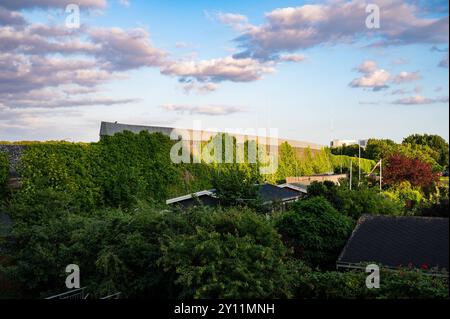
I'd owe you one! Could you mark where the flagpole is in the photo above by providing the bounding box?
[379,159,382,191]
[358,140,361,185]
[349,159,352,190]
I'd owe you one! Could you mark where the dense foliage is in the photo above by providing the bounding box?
[2,203,297,299]
[0,152,8,190]
[403,134,449,169]
[13,132,214,211]
[383,154,439,189]
[330,154,375,174]
[274,197,354,269]
[295,268,449,299]
[306,181,403,219]
[212,163,261,207]
[332,138,446,172]
[159,207,297,298]
[271,142,376,183]
[3,198,447,299]
[1,132,448,299]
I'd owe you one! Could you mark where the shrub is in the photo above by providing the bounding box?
[295,268,449,299]
[3,204,298,299]
[330,155,376,174]
[306,182,403,219]
[0,152,8,197]
[274,197,354,269]
[159,207,297,298]
[383,181,424,211]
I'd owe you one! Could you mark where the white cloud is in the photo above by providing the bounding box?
[161,104,245,116]
[0,0,107,10]
[349,60,391,91]
[392,95,449,105]
[161,56,275,83]
[393,71,421,83]
[182,81,219,94]
[222,0,449,60]
[278,54,306,63]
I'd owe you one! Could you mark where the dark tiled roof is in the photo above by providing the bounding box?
[258,184,302,203]
[172,194,219,209]
[338,215,449,270]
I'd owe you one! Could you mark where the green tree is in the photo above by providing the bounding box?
[159,207,297,298]
[0,152,8,198]
[365,139,397,160]
[306,181,403,219]
[212,163,261,207]
[403,134,449,169]
[274,197,354,269]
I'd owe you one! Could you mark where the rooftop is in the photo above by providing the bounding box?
[337,215,449,273]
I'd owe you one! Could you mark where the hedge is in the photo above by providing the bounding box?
[296,268,449,299]
[0,152,9,196]
[16,132,214,211]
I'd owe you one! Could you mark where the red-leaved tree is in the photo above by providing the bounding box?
[383,154,439,188]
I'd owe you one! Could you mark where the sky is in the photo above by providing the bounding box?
[0,0,448,145]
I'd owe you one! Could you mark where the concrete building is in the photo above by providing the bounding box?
[100,121,324,150]
[330,139,369,148]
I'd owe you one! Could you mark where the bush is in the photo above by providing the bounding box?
[337,187,403,219]
[306,182,403,219]
[330,155,376,174]
[212,163,261,208]
[295,268,449,299]
[274,197,354,269]
[3,204,298,299]
[159,207,297,298]
[417,186,449,218]
[0,152,8,197]
[383,181,424,211]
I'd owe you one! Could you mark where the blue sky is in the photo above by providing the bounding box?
[0,0,448,144]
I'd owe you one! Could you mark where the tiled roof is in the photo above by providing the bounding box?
[337,215,449,271]
[258,184,302,203]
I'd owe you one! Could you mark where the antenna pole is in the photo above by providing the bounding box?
[349,159,352,190]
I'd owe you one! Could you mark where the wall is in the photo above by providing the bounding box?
[286,174,348,186]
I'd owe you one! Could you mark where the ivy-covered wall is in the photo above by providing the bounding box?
[3,132,376,210]
[0,152,8,187]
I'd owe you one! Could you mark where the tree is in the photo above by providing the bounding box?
[0,152,8,198]
[275,142,301,182]
[365,139,396,160]
[383,154,439,189]
[306,181,403,219]
[403,134,449,169]
[159,207,297,298]
[212,163,261,207]
[274,197,354,269]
